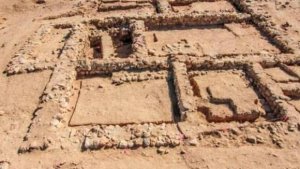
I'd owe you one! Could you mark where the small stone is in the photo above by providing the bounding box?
[246,136,256,144]
[30,140,39,149]
[155,139,164,147]
[288,123,297,132]
[127,141,134,148]
[18,57,27,64]
[0,161,10,169]
[99,137,109,147]
[137,74,142,81]
[189,138,198,146]
[143,138,150,147]
[133,129,142,137]
[120,77,126,82]
[36,0,45,4]
[131,76,137,81]
[150,137,156,147]
[142,131,151,138]
[105,141,113,148]
[50,119,60,127]
[134,138,143,147]
[118,140,128,149]
[0,110,5,116]
[257,128,262,133]
[18,144,29,153]
[170,139,180,147]
[256,136,264,144]
[272,137,284,148]
[84,137,92,150]
[230,128,241,136]
[60,99,69,108]
[148,49,155,55]
[267,125,276,134]
[157,147,169,155]
[84,137,100,150]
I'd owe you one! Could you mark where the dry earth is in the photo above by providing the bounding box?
[0,0,300,168]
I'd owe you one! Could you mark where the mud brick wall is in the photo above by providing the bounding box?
[230,0,294,53]
[172,62,196,119]
[19,25,89,153]
[111,70,168,85]
[247,63,300,122]
[76,57,169,76]
[169,0,222,5]
[129,20,148,57]
[6,25,64,75]
[156,0,172,13]
[98,1,153,12]
[90,12,250,29]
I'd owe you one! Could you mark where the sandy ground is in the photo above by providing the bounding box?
[0,0,300,169]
